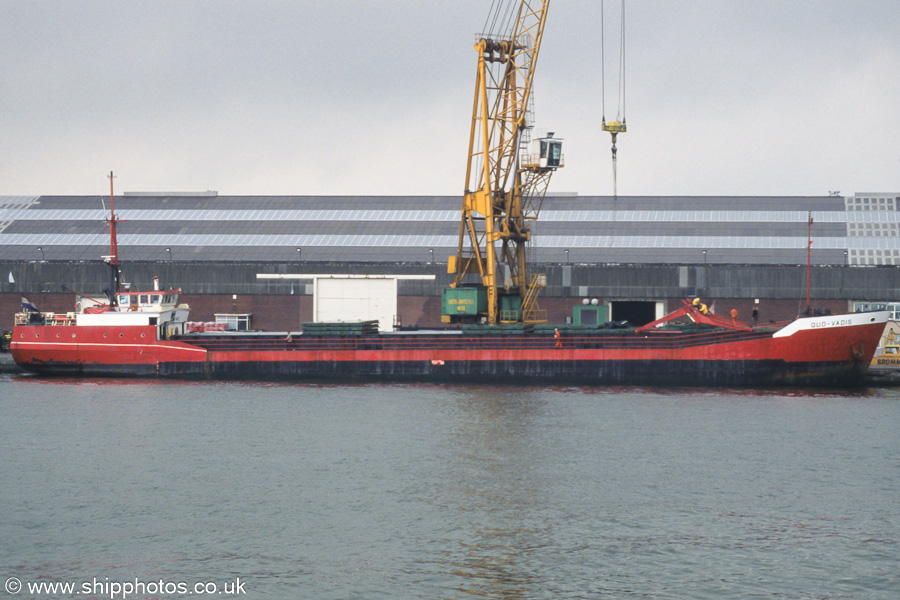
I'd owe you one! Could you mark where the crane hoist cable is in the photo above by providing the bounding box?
[601,0,626,198]
[483,0,518,39]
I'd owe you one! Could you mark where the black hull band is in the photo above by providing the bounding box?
[163,358,867,387]
[16,358,868,387]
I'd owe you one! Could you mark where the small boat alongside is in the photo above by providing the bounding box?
[867,322,900,384]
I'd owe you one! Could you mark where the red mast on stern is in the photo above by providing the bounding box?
[806,211,813,315]
[105,171,124,305]
[108,171,120,267]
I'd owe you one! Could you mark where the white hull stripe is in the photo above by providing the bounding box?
[12,342,207,354]
[773,311,890,338]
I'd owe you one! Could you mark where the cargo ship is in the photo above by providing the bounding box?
[9,291,890,386]
[6,176,891,387]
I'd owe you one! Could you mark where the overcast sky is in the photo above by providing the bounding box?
[1,0,898,198]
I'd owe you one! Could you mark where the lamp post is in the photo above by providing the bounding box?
[37,246,44,261]
[842,250,849,300]
[565,249,569,264]
[165,247,172,261]
[701,249,708,294]
[295,248,303,326]
[429,248,434,263]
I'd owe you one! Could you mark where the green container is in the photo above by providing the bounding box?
[442,286,488,317]
[573,303,607,326]
[301,320,380,336]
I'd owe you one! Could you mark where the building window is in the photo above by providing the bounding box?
[214,313,251,331]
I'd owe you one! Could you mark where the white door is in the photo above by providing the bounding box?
[314,278,397,332]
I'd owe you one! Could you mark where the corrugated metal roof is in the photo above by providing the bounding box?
[1,193,897,265]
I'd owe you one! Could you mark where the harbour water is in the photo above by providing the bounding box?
[1,374,897,599]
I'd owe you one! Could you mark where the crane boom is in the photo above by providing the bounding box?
[445,0,563,326]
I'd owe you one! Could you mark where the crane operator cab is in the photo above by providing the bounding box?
[525,133,563,170]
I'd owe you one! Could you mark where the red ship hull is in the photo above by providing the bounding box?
[10,312,889,387]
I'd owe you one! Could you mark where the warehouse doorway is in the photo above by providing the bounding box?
[608,301,661,327]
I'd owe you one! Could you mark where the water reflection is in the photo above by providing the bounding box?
[432,386,554,598]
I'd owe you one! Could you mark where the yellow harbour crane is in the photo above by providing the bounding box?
[443,0,563,326]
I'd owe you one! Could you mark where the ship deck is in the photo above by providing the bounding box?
[175,325,781,353]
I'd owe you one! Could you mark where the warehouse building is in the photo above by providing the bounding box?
[2,192,898,330]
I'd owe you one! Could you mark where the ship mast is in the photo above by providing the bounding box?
[805,211,813,315]
[105,171,123,305]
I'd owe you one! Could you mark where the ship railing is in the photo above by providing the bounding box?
[14,311,76,326]
[46,313,76,325]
